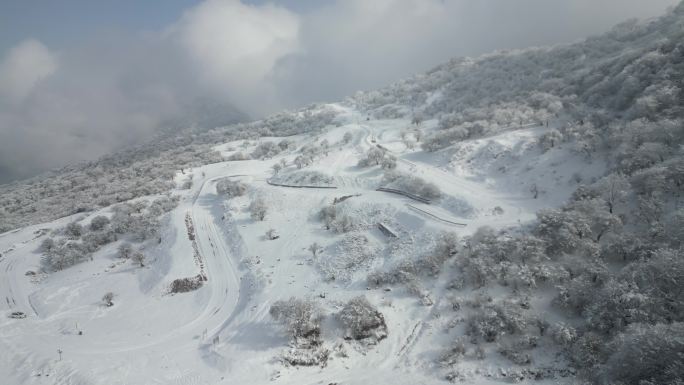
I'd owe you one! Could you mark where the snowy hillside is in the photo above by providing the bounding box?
[1,4,684,385]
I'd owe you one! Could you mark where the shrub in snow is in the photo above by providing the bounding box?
[118,243,133,259]
[251,141,283,159]
[342,132,353,144]
[293,155,312,169]
[380,155,397,170]
[381,170,441,200]
[497,335,538,365]
[465,301,529,342]
[65,222,84,238]
[550,322,577,347]
[366,147,385,165]
[439,337,468,366]
[271,170,333,187]
[132,252,145,267]
[170,274,204,293]
[308,242,322,257]
[147,196,179,216]
[41,242,88,271]
[538,129,563,152]
[318,203,357,233]
[102,292,114,307]
[82,230,117,252]
[89,215,110,231]
[216,178,246,198]
[249,197,268,221]
[39,238,55,253]
[280,346,330,367]
[337,296,388,342]
[227,151,250,161]
[270,297,323,345]
[422,126,469,152]
[568,331,604,369]
[266,228,279,240]
[417,232,459,276]
[318,232,379,282]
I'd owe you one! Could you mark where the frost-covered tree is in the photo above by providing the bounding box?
[89,215,110,231]
[271,163,282,175]
[538,129,563,152]
[40,238,56,253]
[600,322,684,385]
[118,243,133,259]
[380,155,397,170]
[294,155,311,169]
[249,197,268,221]
[593,173,629,214]
[216,178,247,197]
[367,147,385,166]
[65,222,84,238]
[132,252,145,267]
[342,132,353,144]
[308,242,322,257]
[337,296,388,341]
[269,297,323,342]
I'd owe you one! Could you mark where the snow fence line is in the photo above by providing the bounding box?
[266,179,338,189]
[406,204,467,227]
[376,187,431,204]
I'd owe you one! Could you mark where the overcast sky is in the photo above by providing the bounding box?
[0,0,679,183]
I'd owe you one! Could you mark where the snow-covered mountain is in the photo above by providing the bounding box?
[1,4,683,384]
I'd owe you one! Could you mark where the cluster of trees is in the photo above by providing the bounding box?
[40,196,178,272]
[337,296,388,342]
[271,171,334,187]
[270,295,387,351]
[357,147,397,169]
[1,102,339,234]
[250,139,294,160]
[368,232,459,302]
[316,232,380,282]
[381,170,441,200]
[292,139,332,170]
[352,4,683,157]
[435,109,684,380]
[319,203,357,233]
[216,178,247,198]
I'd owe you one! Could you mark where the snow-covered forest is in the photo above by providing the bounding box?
[1,3,683,385]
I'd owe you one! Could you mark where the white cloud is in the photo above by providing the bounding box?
[0,39,57,105]
[168,0,300,114]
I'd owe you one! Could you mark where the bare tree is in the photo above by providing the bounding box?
[272,163,282,175]
[308,242,322,257]
[132,252,145,267]
[595,173,629,214]
[367,147,385,165]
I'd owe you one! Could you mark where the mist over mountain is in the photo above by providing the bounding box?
[0,0,678,183]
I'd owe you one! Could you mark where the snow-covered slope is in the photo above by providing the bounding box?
[0,103,597,384]
[1,4,684,384]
